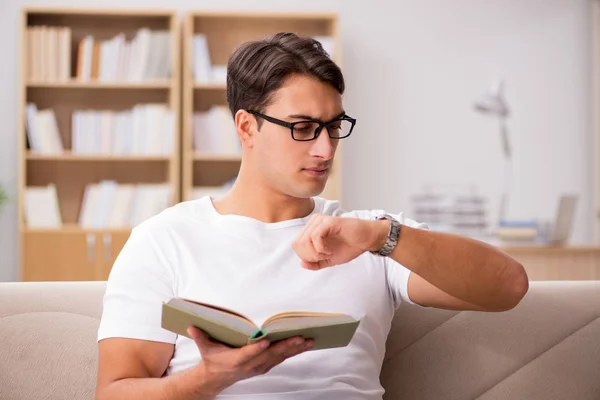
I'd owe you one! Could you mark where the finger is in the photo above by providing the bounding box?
[295,214,322,246]
[234,339,271,364]
[246,336,308,369]
[302,259,334,270]
[188,326,211,346]
[257,338,316,374]
[187,326,233,355]
[310,221,333,256]
[295,216,328,262]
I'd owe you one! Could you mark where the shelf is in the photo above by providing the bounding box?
[27,80,172,89]
[193,153,242,162]
[194,83,226,90]
[26,152,171,161]
[23,224,133,234]
[24,7,175,17]
[501,246,600,254]
[190,10,337,20]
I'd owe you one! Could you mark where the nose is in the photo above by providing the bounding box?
[308,128,336,160]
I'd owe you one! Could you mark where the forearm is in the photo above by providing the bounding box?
[377,222,528,311]
[97,364,226,400]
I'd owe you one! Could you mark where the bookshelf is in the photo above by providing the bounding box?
[19,8,180,281]
[182,11,342,202]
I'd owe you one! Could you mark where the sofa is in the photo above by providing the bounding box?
[1,280,599,400]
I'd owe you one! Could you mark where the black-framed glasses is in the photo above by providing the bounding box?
[247,110,356,142]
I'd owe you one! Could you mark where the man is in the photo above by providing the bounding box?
[96,32,528,400]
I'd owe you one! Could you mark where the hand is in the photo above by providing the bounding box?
[292,214,389,270]
[187,326,314,395]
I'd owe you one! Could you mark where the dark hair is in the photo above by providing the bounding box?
[226,32,345,124]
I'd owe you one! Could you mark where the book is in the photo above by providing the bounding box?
[161,298,361,351]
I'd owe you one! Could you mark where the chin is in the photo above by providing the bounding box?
[296,183,327,198]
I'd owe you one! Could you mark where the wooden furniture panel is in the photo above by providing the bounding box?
[503,247,600,281]
[22,231,98,281]
[97,231,131,280]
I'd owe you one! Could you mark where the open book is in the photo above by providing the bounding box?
[161,298,360,350]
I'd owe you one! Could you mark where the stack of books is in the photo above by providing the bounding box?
[192,107,240,154]
[78,181,171,229]
[75,28,171,82]
[72,104,174,155]
[496,220,539,243]
[26,26,72,82]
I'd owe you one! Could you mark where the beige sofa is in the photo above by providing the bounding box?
[1,281,599,400]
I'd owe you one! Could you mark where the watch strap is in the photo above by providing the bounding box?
[370,214,401,257]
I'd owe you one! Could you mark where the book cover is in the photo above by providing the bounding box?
[161,298,360,351]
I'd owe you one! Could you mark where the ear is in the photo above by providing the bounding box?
[235,109,256,148]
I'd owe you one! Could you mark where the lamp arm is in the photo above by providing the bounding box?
[500,118,511,159]
[498,119,512,224]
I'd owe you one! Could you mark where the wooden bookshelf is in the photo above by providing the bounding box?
[182,11,342,202]
[18,8,181,282]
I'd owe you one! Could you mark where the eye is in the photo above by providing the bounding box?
[294,122,314,132]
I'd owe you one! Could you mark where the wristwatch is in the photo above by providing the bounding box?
[370,214,401,257]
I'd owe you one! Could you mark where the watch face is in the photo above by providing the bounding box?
[374,213,387,221]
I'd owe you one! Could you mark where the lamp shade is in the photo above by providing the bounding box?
[474,79,509,118]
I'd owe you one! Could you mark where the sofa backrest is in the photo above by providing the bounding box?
[383,280,600,400]
[1,281,599,400]
[0,281,105,400]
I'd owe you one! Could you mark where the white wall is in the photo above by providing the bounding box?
[0,0,593,281]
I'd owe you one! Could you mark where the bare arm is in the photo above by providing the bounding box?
[96,329,313,400]
[292,214,529,313]
[374,222,529,312]
[95,338,223,400]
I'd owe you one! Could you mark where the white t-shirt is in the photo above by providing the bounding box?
[98,196,427,400]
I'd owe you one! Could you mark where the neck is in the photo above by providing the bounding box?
[212,164,315,223]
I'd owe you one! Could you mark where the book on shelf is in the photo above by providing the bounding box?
[162,298,360,351]
[192,106,240,154]
[192,34,226,84]
[76,28,171,82]
[26,26,72,82]
[24,184,62,228]
[78,181,171,229]
[25,103,64,154]
[72,103,174,156]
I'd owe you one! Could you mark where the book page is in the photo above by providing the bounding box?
[262,310,350,327]
[262,315,358,334]
[175,298,257,329]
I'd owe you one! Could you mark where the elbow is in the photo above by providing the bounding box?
[496,261,529,312]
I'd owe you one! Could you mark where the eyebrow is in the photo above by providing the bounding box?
[287,111,346,122]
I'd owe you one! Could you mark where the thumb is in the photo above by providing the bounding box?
[187,326,214,353]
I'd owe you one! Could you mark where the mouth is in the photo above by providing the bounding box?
[302,167,329,178]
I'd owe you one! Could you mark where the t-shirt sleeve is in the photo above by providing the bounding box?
[97,225,177,344]
[384,213,429,309]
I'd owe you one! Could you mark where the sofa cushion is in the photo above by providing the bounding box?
[0,311,99,400]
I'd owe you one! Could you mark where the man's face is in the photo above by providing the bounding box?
[251,73,344,199]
